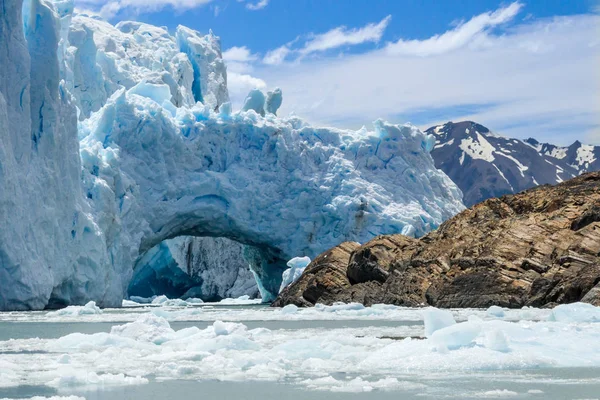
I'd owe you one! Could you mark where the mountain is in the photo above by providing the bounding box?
[274,172,600,308]
[525,138,600,173]
[425,121,598,206]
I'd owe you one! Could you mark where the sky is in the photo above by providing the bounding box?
[75,0,600,145]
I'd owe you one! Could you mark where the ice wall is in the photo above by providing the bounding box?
[0,2,464,310]
[0,0,117,310]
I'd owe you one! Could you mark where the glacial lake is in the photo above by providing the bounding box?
[1,302,600,400]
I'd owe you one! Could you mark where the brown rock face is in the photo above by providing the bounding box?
[273,172,600,308]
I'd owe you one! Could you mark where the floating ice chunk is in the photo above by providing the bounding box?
[110,314,174,344]
[281,304,299,314]
[129,296,155,304]
[216,295,262,305]
[548,302,600,323]
[430,321,481,351]
[47,369,148,389]
[475,389,518,398]
[0,397,86,400]
[151,295,169,305]
[47,301,102,317]
[315,302,366,312]
[241,88,266,116]
[483,329,510,352]
[265,88,282,115]
[279,256,311,293]
[122,300,140,307]
[213,320,229,336]
[212,320,246,336]
[149,295,193,306]
[423,308,456,337]
[486,306,505,318]
[302,376,425,393]
[57,354,71,364]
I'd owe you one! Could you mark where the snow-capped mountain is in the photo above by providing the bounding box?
[426,121,588,206]
[525,138,600,174]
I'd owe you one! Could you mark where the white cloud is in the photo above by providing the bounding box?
[300,15,391,55]
[245,0,269,11]
[259,16,391,65]
[75,0,215,18]
[253,10,599,145]
[386,2,523,56]
[263,45,291,65]
[223,46,259,74]
[223,46,258,62]
[227,72,267,109]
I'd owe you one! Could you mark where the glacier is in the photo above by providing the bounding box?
[0,0,464,310]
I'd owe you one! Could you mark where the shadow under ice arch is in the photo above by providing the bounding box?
[79,83,465,301]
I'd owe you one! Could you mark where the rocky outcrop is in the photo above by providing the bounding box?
[272,242,359,307]
[273,172,600,308]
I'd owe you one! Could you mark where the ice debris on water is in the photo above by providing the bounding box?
[46,301,103,317]
[1,304,600,392]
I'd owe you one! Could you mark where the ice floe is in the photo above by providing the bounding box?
[0,304,599,393]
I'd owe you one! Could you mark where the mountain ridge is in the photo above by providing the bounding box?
[426,121,598,206]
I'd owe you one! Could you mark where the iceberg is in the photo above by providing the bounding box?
[279,256,311,293]
[0,0,464,310]
[423,308,456,337]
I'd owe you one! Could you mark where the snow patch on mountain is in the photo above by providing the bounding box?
[459,133,496,163]
[427,121,581,206]
[576,144,597,170]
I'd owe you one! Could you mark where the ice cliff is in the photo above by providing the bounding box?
[0,0,464,310]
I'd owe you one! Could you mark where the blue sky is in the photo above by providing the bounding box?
[76,0,600,145]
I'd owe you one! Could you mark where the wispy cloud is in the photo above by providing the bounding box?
[75,0,214,18]
[263,45,292,65]
[258,16,391,66]
[241,6,598,145]
[300,15,391,56]
[245,0,269,11]
[385,2,523,56]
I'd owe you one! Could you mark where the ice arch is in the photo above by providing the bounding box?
[79,82,464,301]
